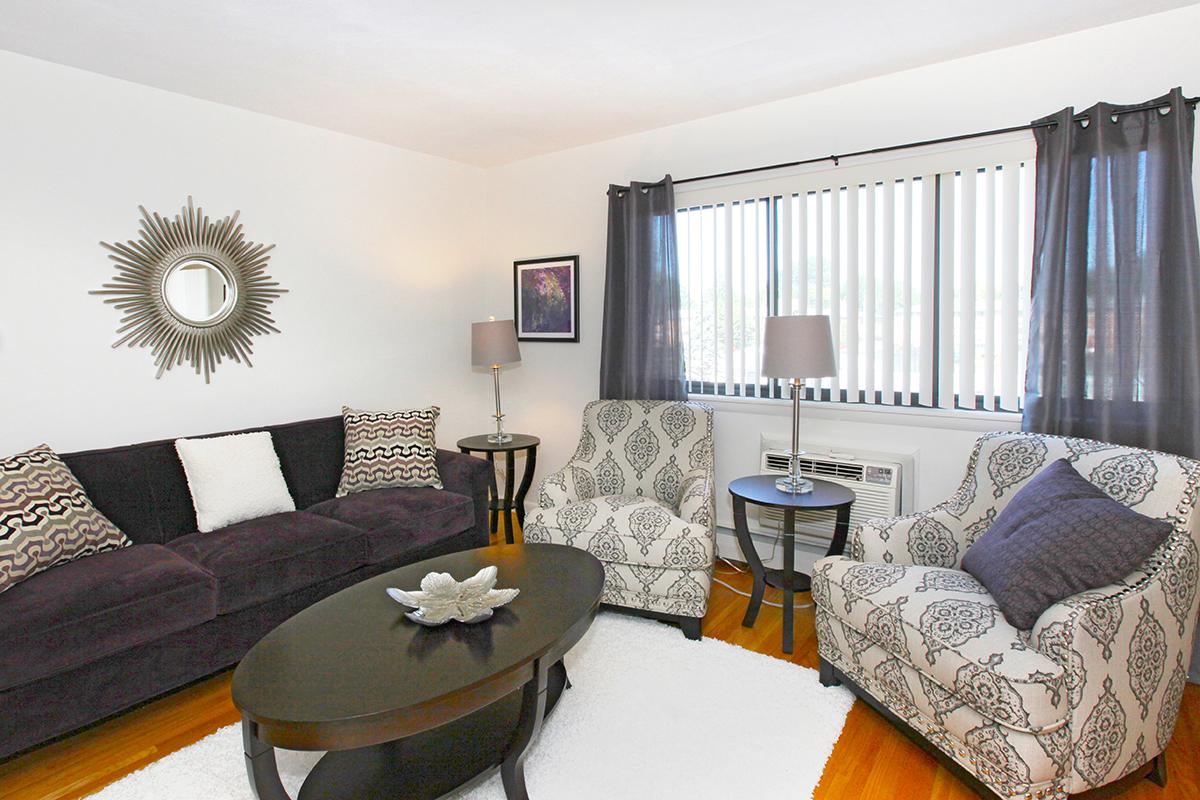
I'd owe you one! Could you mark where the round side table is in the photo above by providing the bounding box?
[729,475,856,654]
[457,434,540,544]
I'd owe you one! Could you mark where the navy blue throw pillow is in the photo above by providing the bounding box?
[962,458,1172,630]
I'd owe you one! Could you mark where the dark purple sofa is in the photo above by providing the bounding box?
[0,415,491,760]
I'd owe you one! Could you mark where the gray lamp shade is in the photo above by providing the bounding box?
[761,315,837,379]
[472,319,521,366]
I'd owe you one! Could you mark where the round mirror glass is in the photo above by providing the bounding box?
[162,259,235,325]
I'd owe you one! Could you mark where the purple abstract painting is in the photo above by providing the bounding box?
[515,257,578,341]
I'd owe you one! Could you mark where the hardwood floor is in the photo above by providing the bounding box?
[1,528,1196,799]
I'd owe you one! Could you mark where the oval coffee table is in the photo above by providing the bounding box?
[232,543,604,800]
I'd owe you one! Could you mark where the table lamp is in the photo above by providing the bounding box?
[761,315,837,494]
[472,318,521,443]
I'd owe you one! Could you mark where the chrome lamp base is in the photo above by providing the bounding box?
[487,365,513,444]
[778,378,812,494]
[775,474,814,494]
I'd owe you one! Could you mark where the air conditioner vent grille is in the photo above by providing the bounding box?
[763,452,866,482]
[757,446,903,544]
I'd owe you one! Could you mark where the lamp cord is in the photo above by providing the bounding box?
[713,528,813,611]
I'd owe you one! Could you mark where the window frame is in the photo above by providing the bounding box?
[675,133,1036,414]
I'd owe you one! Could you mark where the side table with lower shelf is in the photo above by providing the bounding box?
[728,475,856,655]
[457,434,540,544]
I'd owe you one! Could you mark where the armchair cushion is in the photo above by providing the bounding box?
[525,495,712,571]
[963,459,1172,630]
[813,556,1068,734]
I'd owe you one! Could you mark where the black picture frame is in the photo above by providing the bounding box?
[513,255,580,342]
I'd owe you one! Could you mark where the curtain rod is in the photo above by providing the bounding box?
[669,95,1200,187]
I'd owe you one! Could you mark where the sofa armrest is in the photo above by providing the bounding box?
[676,468,714,531]
[436,449,492,547]
[1029,537,1198,792]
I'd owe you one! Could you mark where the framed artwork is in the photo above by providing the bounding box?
[513,255,580,342]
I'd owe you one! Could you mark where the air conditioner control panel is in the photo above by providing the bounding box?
[864,465,895,486]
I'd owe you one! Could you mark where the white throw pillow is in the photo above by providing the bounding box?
[175,432,296,533]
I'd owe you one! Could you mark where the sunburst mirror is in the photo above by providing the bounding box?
[93,197,286,382]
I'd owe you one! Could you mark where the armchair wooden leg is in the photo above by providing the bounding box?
[1148,752,1167,788]
[680,617,702,641]
[819,657,841,687]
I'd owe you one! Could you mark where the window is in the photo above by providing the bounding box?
[677,137,1036,412]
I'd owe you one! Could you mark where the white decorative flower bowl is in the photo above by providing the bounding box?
[386,566,519,626]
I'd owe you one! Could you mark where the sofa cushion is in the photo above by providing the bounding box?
[308,487,474,563]
[0,543,216,691]
[59,439,198,546]
[812,556,1067,735]
[167,512,365,614]
[962,458,1173,630]
[523,495,712,570]
[268,416,345,509]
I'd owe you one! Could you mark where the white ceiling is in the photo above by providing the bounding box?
[0,1,1191,165]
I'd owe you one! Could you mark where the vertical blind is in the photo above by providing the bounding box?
[677,136,1036,412]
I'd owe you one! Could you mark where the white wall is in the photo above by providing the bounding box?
[0,49,487,454]
[480,6,1200,552]
[2,5,1198,530]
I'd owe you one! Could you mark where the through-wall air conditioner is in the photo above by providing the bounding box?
[754,443,906,548]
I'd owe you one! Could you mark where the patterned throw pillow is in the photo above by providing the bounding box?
[336,407,442,496]
[0,445,131,594]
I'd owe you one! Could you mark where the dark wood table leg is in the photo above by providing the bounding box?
[242,714,292,800]
[514,446,537,533]
[732,495,766,628]
[503,451,516,544]
[485,451,499,535]
[783,508,795,655]
[827,502,852,557]
[501,657,550,800]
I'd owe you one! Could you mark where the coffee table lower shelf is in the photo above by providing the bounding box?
[251,660,569,800]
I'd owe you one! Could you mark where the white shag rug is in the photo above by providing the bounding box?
[90,613,854,800]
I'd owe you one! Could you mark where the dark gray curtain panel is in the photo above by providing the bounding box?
[600,176,686,400]
[1023,88,1200,458]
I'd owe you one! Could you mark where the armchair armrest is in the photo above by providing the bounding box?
[536,463,597,509]
[435,448,493,546]
[676,468,714,531]
[849,471,990,568]
[1030,537,1198,791]
[849,507,973,567]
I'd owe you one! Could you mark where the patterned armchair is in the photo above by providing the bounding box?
[813,431,1200,800]
[524,400,715,639]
